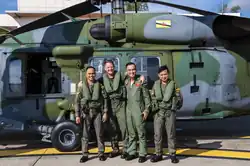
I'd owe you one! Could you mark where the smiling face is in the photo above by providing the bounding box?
[126,63,136,79]
[86,67,96,82]
[104,61,115,76]
[158,69,169,83]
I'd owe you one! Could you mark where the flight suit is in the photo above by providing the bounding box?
[125,75,151,158]
[99,71,129,157]
[150,79,179,162]
[75,79,108,158]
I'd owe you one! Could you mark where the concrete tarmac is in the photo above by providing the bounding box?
[1,138,250,166]
[1,115,250,166]
[0,155,250,166]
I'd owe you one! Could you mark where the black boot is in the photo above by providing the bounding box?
[125,154,137,161]
[169,154,179,163]
[99,154,107,161]
[121,152,128,159]
[138,156,147,163]
[150,154,163,163]
[79,156,88,163]
[109,149,120,158]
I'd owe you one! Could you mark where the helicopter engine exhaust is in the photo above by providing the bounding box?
[212,15,250,41]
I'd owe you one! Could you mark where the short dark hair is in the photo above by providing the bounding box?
[86,66,95,71]
[103,59,114,66]
[126,62,136,68]
[158,65,169,74]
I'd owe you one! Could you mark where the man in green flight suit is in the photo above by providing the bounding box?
[150,65,179,163]
[75,66,108,163]
[98,59,129,159]
[124,62,151,163]
[98,59,145,159]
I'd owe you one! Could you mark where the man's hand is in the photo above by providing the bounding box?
[139,75,145,83]
[76,116,81,124]
[142,111,149,121]
[102,112,108,122]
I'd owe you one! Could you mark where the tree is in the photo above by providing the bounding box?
[230,5,241,13]
[125,2,149,11]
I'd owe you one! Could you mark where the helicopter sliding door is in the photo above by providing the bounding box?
[172,50,221,119]
[1,49,69,124]
[24,53,66,123]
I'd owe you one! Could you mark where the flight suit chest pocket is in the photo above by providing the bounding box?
[134,87,142,101]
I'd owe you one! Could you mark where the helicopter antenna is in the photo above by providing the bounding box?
[100,2,103,17]
[134,0,138,13]
[111,0,114,14]
[111,0,125,14]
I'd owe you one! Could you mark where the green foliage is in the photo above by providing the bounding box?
[218,2,241,13]
[230,5,241,13]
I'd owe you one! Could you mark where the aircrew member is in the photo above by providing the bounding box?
[98,59,145,159]
[75,66,108,163]
[98,59,129,158]
[124,62,151,163]
[150,65,179,163]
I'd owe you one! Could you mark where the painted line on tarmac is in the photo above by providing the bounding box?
[1,147,250,160]
[178,136,250,139]
[238,136,250,139]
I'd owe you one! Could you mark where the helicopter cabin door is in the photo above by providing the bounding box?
[4,54,26,98]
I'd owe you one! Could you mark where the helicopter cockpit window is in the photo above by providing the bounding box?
[9,58,22,93]
[89,57,120,79]
[130,56,160,88]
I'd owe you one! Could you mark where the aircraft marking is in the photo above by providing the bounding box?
[155,20,172,28]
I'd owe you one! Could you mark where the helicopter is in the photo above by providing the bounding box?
[0,0,250,152]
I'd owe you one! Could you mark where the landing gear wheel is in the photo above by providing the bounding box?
[51,121,81,152]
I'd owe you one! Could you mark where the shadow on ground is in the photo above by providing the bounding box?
[2,115,250,158]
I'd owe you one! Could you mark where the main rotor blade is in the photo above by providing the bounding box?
[144,0,218,16]
[6,1,99,37]
[0,27,10,35]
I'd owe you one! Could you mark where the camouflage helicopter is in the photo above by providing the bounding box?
[0,0,250,152]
